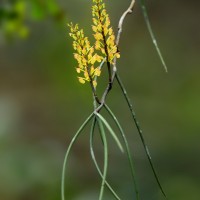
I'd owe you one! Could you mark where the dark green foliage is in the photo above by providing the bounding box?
[0,0,63,39]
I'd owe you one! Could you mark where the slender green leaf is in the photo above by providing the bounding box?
[61,113,94,200]
[95,112,124,153]
[116,73,167,197]
[104,104,140,200]
[97,118,108,200]
[90,118,121,200]
[139,0,168,72]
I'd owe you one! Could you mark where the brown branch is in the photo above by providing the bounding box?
[116,0,135,46]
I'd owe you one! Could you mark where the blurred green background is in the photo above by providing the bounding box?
[0,0,200,199]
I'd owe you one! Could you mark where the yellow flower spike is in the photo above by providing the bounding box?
[92,0,120,64]
[68,0,119,87]
[68,22,93,84]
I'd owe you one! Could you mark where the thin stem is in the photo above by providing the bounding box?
[96,71,116,113]
[92,69,121,199]
[115,73,167,198]
[61,113,94,200]
[87,67,101,104]
[104,104,140,200]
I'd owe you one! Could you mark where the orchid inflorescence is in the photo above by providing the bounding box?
[64,1,168,200]
[68,0,120,87]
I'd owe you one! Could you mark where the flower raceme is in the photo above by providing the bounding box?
[68,0,120,87]
[68,23,102,87]
[92,0,120,64]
